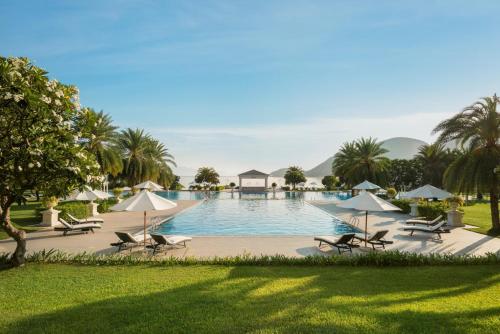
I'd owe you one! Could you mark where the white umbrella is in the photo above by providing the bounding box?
[66,186,111,202]
[338,191,401,247]
[134,180,164,191]
[122,186,132,191]
[110,190,177,246]
[402,184,452,200]
[353,180,381,190]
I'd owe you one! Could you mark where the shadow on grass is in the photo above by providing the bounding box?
[3,265,500,334]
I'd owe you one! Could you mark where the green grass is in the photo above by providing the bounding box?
[0,264,499,333]
[463,202,500,238]
[0,202,42,240]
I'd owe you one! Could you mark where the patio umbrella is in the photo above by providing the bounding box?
[402,184,452,200]
[338,191,401,247]
[134,180,164,191]
[110,190,177,247]
[66,186,112,201]
[353,180,381,191]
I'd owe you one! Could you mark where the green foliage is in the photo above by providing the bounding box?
[333,137,389,187]
[112,188,123,198]
[386,187,397,199]
[387,159,423,191]
[281,186,291,191]
[96,198,118,214]
[168,175,182,190]
[284,166,306,189]
[194,167,220,186]
[415,142,455,187]
[1,249,498,267]
[55,201,88,220]
[417,201,449,220]
[390,199,412,214]
[321,175,336,190]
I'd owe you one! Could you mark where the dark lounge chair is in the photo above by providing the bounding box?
[148,234,192,254]
[111,232,151,251]
[403,221,450,239]
[352,230,394,249]
[314,233,359,254]
[54,218,101,236]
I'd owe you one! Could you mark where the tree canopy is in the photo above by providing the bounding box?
[284,166,306,189]
[195,167,220,188]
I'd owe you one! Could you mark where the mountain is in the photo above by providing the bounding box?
[270,137,428,178]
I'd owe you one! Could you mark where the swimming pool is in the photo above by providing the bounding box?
[154,192,357,236]
[156,190,351,201]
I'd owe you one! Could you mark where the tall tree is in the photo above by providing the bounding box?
[76,108,122,176]
[414,142,451,187]
[433,94,500,232]
[0,57,99,266]
[387,159,423,191]
[284,166,306,190]
[333,138,389,187]
[195,167,220,188]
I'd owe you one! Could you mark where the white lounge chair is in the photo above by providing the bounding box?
[67,213,104,224]
[111,232,151,251]
[148,234,192,254]
[54,218,101,236]
[403,221,450,239]
[405,215,442,226]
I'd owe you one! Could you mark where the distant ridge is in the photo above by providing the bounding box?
[269,137,428,178]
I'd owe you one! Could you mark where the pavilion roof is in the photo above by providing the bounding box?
[238,169,269,176]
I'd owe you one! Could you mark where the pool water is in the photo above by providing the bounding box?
[156,190,351,201]
[154,192,357,236]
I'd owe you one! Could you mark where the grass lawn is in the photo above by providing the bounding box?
[0,202,42,240]
[463,202,499,238]
[0,264,499,333]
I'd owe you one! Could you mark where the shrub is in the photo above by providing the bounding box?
[417,201,449,219]
[386,188,397,199]
[390,199,412,214]
[55,201,88,220]
[1,250,498,267]
[97,198,119,214]
[281,186,291,191]
[112,188,123,198]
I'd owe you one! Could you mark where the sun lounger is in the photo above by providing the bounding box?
[111,232,151,251]
[403,221,450,239]
[405,215,442,226]
[314,234,359,254]
[67,213,104,224]
[54,218,101,235]
[352,230,394,249]
[148,234,192,254]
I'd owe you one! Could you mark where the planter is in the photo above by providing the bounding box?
[409,203,419,217]
[447,210,464,227]
[41,208,61,227]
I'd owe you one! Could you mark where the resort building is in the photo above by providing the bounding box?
[238,169,269,192]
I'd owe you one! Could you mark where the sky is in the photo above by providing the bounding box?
[1,1,500,175]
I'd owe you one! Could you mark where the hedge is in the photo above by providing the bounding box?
[55,201,88,220]
[1,250,499,267]
[390,199,411,214]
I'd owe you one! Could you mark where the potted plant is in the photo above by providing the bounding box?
[447,196,464,211]
[386,187,397,199]
[113,188,123,202]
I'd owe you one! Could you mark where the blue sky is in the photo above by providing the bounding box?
[2,1,500,174]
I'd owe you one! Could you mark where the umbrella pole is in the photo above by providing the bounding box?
[144,211,147,249]
[365,211,368,247]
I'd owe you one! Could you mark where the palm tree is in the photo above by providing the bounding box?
[76,108,122,176]
[284,166,306,190]
[333,138,389,187]
[414,142,451,187]
[195,167,220,189]
[116,128,176,186]
[433,94,500,232]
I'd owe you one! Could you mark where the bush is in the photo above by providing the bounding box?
[55,201,88,220]
[390,199,412,214]
[97,198,119,214]
[281,186,291,191]
[417,201,449,219]
[1,250,498,267]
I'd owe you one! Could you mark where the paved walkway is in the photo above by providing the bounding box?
[0,200,499,258]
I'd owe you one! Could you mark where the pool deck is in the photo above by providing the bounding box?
[0,200,499,257]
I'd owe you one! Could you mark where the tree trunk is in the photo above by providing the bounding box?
[490,190,500,231]
[1,201,27,267]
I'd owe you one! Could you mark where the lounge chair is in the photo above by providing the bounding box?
[54,218,101,236]
[147,234,192,254]
[352,230,394,249]
[111,232,151,251]
[314,234,359,254]
[405,215,442,226]
[67,213,104,224]
[403,221,450,239]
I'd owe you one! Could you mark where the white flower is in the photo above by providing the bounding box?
[17,166,23,171]
[36,161,41,168]
[28,163,34,168]
[41,95,51,104]
[55,90,64,98]
[54,99,61,106]
[13,94,23,102]
[4,92,12,100]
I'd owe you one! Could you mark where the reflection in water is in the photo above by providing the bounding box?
[155,191,357,236]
